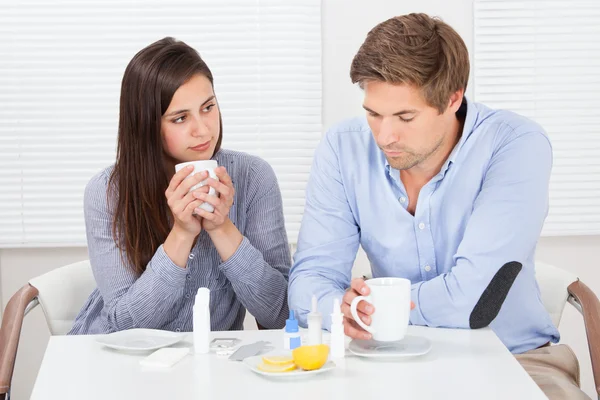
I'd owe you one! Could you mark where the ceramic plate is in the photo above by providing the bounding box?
[348,335,432,358]
[243,355,336,379]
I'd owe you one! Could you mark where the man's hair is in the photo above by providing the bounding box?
[350,13,470,114]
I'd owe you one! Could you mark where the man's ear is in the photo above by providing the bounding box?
[447,89,464,113]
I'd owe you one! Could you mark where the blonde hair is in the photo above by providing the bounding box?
[350,13,469,114]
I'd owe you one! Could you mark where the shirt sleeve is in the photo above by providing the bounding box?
[217,158,291,329]
[288,130,360,329]
[84,171,188,331]
[410,130,553,328]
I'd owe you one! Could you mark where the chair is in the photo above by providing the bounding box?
[534,262,600,398]
[0,284,38,400]
[0,260,94,400]
[28,260,97,335]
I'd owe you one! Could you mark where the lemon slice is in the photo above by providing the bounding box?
[256,362,297,373]
[261,355,295,366]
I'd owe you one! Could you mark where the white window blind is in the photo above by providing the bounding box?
[0,0,321,247]
[474,0,600,236]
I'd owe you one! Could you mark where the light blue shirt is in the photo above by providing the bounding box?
[288,98,560,353]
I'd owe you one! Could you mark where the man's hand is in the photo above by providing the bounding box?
[340,277,415,340]
[341,278,373,340]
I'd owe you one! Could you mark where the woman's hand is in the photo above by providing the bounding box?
[165,165,211,238]
[192,166,235,232]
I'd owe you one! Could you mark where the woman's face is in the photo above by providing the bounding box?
[161,74,220,165]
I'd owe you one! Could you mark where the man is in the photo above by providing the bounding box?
[288,13,588,400]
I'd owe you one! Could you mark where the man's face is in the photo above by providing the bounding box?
[363,81,457,171]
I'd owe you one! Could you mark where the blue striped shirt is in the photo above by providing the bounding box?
[69,149,291,334]
[289,98,560,354]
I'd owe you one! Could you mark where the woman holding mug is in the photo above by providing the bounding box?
[69,37,290,334]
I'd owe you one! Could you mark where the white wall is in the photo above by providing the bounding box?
[2,1,599,399]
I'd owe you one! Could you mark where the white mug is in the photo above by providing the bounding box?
[175,160,219,213]
[350,277,411,342]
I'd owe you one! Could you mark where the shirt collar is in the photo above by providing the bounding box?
[448,96,477,165]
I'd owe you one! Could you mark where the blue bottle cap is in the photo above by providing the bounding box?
[285,309,299,332]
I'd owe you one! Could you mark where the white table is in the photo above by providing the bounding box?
[31,326,547,400]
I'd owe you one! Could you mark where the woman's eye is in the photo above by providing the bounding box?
[203,104,215,113]
[173,116,186,123]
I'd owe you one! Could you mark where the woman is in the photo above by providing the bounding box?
[69,37,290,334]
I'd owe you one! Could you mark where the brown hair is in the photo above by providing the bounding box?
[350,13,469,114]
[109,37,222,275]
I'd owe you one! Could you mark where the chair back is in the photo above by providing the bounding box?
[29,260,95,335]
[535,261,579,327]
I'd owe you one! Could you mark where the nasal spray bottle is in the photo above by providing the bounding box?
[283,310,301,350]
[330,298,345,359]
[193,287,211,354]
[307,295,323,345]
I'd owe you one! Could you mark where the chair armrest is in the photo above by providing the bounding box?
[24,298,40,317]
[0,284,39,395]
[568,280,600,397]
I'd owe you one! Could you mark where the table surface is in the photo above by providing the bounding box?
[31,326,547,400]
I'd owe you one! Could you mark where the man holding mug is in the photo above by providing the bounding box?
[288,13,588,400]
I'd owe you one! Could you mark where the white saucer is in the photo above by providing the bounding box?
[348,335,432,358]
[96,328,187,352]
[243,355,336,379]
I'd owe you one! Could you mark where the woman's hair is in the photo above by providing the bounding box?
[109,37,222,274]
[350,13,469,114]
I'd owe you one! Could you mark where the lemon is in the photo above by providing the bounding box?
[262,355,295,366]
[257,362,297,373]
[292,344,329,371]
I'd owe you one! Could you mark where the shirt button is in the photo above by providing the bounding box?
[424,265,431,272]
[186,275,191,280]
[188,253,195,260]
[399,196,406,203]
[176,328,181,332]
[418,222,425,230]
[185,293,190,299]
